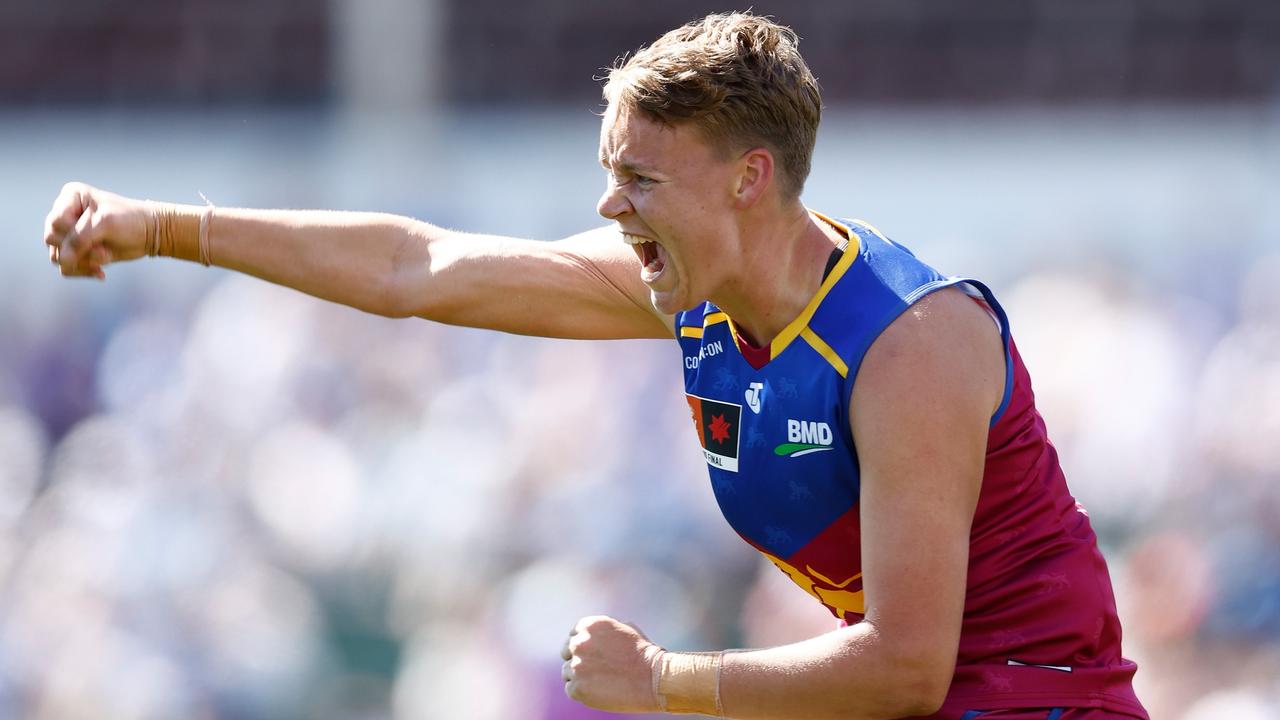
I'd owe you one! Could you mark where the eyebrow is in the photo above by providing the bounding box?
[599,154,660,176]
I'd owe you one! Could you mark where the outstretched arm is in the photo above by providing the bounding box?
[43,182,672,340]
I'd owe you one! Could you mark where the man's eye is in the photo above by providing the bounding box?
[634,175,656,186]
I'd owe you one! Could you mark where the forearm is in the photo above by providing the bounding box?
[169,203,431,317]
[668,623,948,720]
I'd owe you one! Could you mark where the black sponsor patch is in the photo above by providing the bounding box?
[685,394,742,471]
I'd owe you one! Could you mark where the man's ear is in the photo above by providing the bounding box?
[733,147,775,209]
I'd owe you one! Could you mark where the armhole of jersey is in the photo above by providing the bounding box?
[959,280,1015,427]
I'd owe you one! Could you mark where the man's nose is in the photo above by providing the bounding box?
[596,179,631,220]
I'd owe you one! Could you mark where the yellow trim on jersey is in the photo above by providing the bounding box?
[679,325,704,338]
[703,311,730,327]
[806,566,861,589]
[762,550,866,617]
[767,211,860,359]
[699,310,742,346]
[800,327,849,378]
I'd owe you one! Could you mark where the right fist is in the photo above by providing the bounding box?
[44,182,149,280]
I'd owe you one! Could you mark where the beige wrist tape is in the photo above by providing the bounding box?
[652,650,724,716]
[144,202,214,266]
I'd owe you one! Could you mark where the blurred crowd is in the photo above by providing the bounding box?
[1,217,1277,719]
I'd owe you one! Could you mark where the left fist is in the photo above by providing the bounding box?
[561,615,664,712]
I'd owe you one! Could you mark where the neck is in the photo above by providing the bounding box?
[712,201,844,347]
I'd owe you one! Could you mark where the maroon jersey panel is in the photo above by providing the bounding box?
[926,339,1146,717]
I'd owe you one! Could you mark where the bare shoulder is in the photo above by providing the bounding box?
[854,286,1005,417]
[866,286,1001,363]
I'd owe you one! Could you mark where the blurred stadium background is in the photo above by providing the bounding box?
[1,1,1278,718]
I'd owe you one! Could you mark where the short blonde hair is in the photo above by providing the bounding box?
[603,12,822,198]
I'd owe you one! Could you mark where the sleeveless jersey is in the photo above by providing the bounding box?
[674,214,1148,718]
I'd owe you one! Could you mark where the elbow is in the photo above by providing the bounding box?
[386,280,460,322]
[378,281,416,319]
[885,672,950,718]
[379,262,431,319]
[379,219,437,319]
[820,643,953,719]
[826,663,950,720]
[876,651,954,718]
[370,281,413,319]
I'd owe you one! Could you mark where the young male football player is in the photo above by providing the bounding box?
[45,12,1148,720]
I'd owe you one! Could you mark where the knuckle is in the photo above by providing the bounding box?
[60,181,84,200]
[46,212,68,237]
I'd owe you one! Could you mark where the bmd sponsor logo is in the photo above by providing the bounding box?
[774,419,835,458]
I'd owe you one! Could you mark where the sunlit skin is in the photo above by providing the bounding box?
[596,102,845,346]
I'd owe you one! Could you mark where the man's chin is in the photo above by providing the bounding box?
[650,290,702,316]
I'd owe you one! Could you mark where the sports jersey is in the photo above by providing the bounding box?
[674,213,1148,718]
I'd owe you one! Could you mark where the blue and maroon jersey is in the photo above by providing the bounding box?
[674,213,1147,718]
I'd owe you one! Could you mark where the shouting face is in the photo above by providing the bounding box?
[596,103,746,315]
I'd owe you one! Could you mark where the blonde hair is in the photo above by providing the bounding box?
[603,12,822,198]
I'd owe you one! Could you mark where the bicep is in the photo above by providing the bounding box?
[852,288,1005,678]
[401,225,672,339]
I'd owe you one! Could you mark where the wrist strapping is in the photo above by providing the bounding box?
[145,201,214,266]
[651,650,724,716]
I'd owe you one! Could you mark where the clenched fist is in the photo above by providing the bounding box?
[43,182,151,279]
[561,615,664,713]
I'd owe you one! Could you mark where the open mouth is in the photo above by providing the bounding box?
[623,233,667,281]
